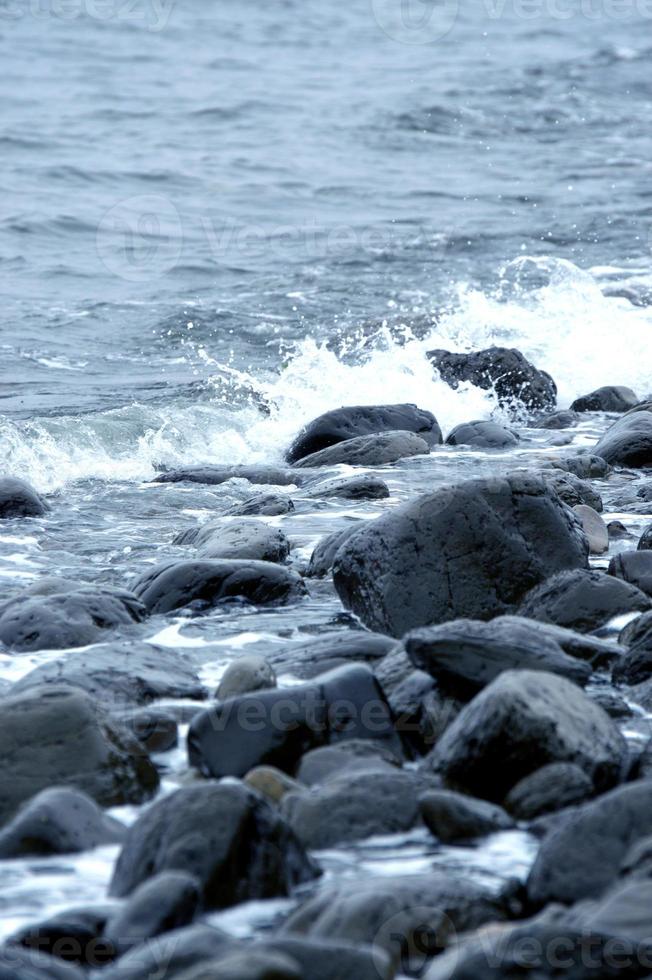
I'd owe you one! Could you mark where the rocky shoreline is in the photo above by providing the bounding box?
[2,346,652,978]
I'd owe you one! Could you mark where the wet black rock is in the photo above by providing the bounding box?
[0,787,125,858]
[445,420,519,449]
[593,410,652,466]
[109,782,319,909]
[504,762,593,820]
[526,780,652,907]
[609,550,652,597]
[610,519,635,540]
[589,688,633,719]
[427,670,625,802]
[420,789,513,842]
[619,610,652,649]
[174,950,302,980]
[546,453,612,479]
[0,586,146,653]
[294,430,430,468]
[216,655,276,699]
[296,739,401,785]
[225,492,295,516]
[195,519,290,563]
[519,568,652,632]
[571,385,639,413]
[153,465,300,486]
[286,403,442,464]
[302,474,389,500]
[533,409,580,429]
[267,629,397,679]
[104,871,202,957]
[10,641,204,708]
[387,668,461,753]
[283,873,510,974]
[0,476,48,518]
[7,905,112,968]
[332,471,588,637]
[187,664,401,779]
[280,768,434,848]
[131,559,307,614]
[306,523,365,578]
[261,937,392,980]
[404,616,592,699]
[428,346,556,411]
[0,685,159,826]
[542,469,603,512]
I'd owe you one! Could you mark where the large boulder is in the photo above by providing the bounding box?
[286,403,442,464]
[526,781,652,907]
[518,569,652,632]
[109,782,319,909]
[332,472,588,637]
[283,873,510,975]
[404,616,592,699]
[0,476,48,518]
[593,410,652,466]
[104,871,202,956]
[294,431,430,468]
[445,420,519,449]
[542,469,603,512]
[0,587,146,652]
[189,519,291,563]
[427,346,556,412]
[9,641,204,708]
[419,790,514,842]
[571,385,639,413]
[0,787,125,858]
[131,559,306,614]
[504,762,594,820]
[187,664,401,779]
[280,768,434,848]
[609,550,652,598]
[0,685,158,825]
[426,670,625,802]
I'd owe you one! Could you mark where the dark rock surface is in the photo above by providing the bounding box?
[526,780,652,907]
[0,587,146,652]
[267,629,397,679]
[445,420,519,448]
[542,469,603,512]
[190,519,291,563]
[294,430,430,468]
[504,762,594,820]
[104,871,202,956]
[131,559,306,613]
[286,403,442,463]
[0,787,125,858]
[153,465,300,486]
[0,685,158,825]
[10,641,204,708]
[427,670,625,802]
[0,476,48,518]
[571,385,639,413]
[333,471,588,637]
[306,523,365,578]
[420,790,514,842]
[518,568,652,632]
[609,550,652,597]
[302,474,389,500]
[216,655,276,699]
[593,410,652,466]
[427,346,556,411]
[296,739,401,786]
[0,945,87,978]
[404,616,592,699]
[533,409,580,429]
[187,664,401,779]
[109,782,319,909]
[225,492,295,516]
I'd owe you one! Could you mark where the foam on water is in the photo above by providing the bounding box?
[3,258,651,492]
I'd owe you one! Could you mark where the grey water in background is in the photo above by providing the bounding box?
[2,0,652,422]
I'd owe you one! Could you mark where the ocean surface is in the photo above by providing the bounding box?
[2,0,652,966]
